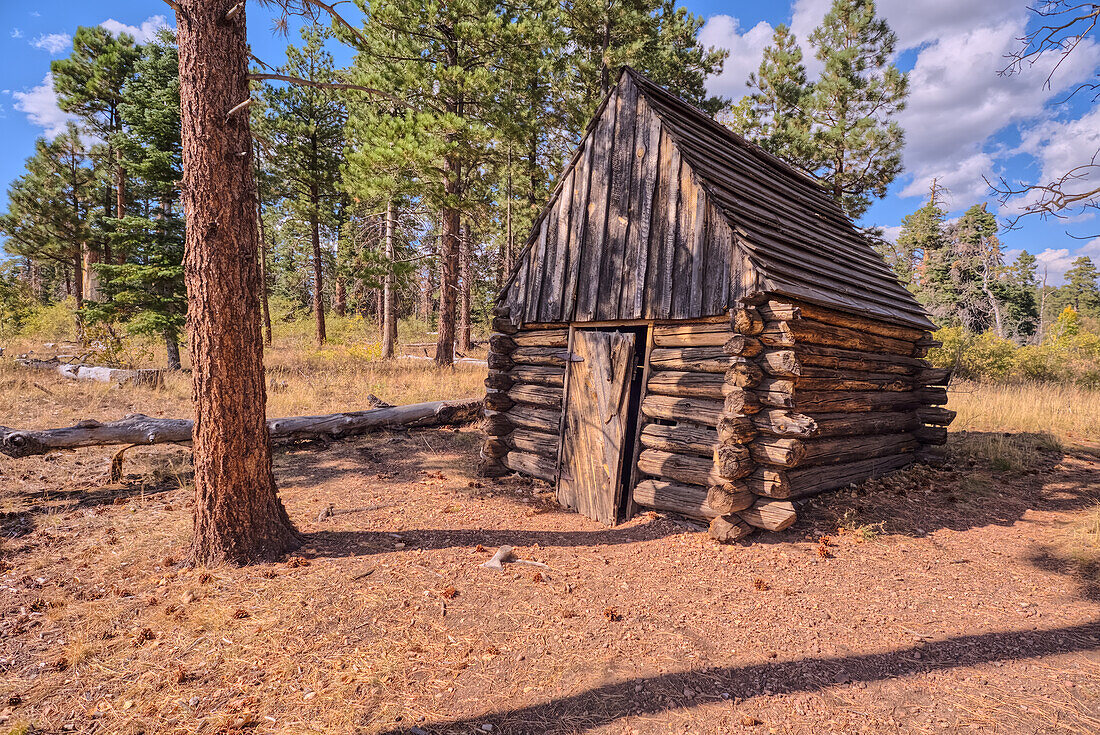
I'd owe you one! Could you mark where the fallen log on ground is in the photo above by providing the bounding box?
[0,398,483,458]
[18,358,163,388]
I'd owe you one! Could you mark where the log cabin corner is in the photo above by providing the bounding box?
[479,68,954,543]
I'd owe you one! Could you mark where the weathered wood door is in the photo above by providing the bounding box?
[558,330,637,525]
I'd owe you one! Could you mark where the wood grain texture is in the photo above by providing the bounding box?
[558,330,637,525]
[633,479,723,520]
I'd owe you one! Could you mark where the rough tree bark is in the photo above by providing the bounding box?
[381,199,397,359]
[436,156,459,367]
[458,222,472,353]
[309,194,327,348]
[175,0,299,564]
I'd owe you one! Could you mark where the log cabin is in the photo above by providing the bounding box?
[480,68,953,542]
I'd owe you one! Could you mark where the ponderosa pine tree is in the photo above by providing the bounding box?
[1003,250,1040,339]
[0,126,96,324]
[805,0,907,218]
[261,25,347,348]
[950,203,1006,335]
[897,181,949,309]
[51,26,141,294]
[90,30,186,369]
[347,0,533,367]
[564,0,727,127]
[727,24,813,168]
[1063,256,1100,316]
[171,0,299,564]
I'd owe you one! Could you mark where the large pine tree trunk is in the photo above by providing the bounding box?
[176,0,299,565]
[257,201,273,347]
[381,199,397,359]
[310,206,327,348]
[436,155,459,368]
[458,222,472,353]
[165,331,182,371]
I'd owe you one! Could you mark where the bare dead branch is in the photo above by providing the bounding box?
[1000,1,1100,99]
[160,0,186,18]
[256,0,368,48]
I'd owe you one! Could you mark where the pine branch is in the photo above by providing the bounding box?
[248,73,415,110]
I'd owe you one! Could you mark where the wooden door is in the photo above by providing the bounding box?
[558,330,637,525]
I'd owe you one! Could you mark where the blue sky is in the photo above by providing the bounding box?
[1,1,1098,283]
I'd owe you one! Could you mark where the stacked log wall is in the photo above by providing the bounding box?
[479,310,568,482]
[739,298,953,513]
[632,320,754,541]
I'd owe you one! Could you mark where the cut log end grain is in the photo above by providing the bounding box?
[491,316,519,335]
[713,444,753,480]
[722,334,763,357]
[708,514,754,542]
[916,406,956,426]
[717,416,757,444]
[725,361,764,388]
[731,307,764,336]
[723,388,762,415]
[488,334,517,354]
[705,483,754,514]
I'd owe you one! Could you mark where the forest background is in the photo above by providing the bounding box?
[0,0,1098,388]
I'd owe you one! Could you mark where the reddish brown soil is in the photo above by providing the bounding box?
[2,427,1100,734]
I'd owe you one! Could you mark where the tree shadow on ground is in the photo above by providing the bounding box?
[304,519,679,559]
[373,619,1100,734]
[270,428,481,488]
[12,480,177,514]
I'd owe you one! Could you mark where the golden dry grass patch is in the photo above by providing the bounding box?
[947,380,1100,441]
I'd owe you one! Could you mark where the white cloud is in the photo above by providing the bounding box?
[700,1,1100,217]
[699,15,777,103]
[1031,248,1080,285]
[879,224,903,244]
[898,16,1100,208]
[12,73,75,139]
[11,28,23,39]
[100,15,169,43]
[31,32,71,55]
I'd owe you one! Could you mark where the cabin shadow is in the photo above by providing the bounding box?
[748,430,1092,545]
[371,619,1100,735]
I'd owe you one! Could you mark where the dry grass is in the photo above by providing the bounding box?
[0,329,486,431]
[948,379,1100,441]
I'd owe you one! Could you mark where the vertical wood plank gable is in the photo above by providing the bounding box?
[540,166,574,322]
[574,90,619,322]
[710,201,733,311]
[562,141,593,321]
[656,133,682,320]
[621,94,661,319]
[597,79,638,321]
[689,168,707,316]
[671,161,697,318]
[524,218,549,323]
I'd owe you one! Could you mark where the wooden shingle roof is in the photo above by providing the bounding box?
[498,68,934,331]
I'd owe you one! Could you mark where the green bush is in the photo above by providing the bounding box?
[928,323,1100,388]
[18,298,80,343]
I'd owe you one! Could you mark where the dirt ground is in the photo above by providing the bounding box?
[3,389,1100,733]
